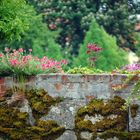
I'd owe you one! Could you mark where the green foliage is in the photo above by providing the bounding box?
[29,0,139,55]
[10,13,47,58]
[67,67,103,74]
[0,0,63,60]
[10,19,63,60]
[0,0,33,41]
[96,0,137,50]
[134,32,140,57]
[45,30,63,60]
[74,19,128,71]
[29,0,98,54]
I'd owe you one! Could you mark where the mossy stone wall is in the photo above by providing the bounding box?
[0,74,140,140]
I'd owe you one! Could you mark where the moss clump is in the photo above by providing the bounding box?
[130,104,139,118]
[75,96,127,132]
[0,89,65,140]
[75,96,140,139]
[25,88,62,119]
[77,96,126,117]
[76,120,95,132]
[75,96,128,135]
[98,130,140,140]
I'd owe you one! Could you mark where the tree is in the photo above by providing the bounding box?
[45,30,63,60]
[95,0,138,50]
[74,19,128,71]
[0,0,33,41]
[0,0,63,60]
[28,0,139,54]
[28,0,99,54]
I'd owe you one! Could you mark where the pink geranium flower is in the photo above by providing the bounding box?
[86,43,102,67]
[0,48,67,75]
[0,54,3,57]
[28,49,32,52]
[4,47,9,52]
[18,48,23,53]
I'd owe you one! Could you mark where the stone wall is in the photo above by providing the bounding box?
[0,74,140,140]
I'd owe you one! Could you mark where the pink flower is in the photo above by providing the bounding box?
[90,57,96,61]
[61,59,68,65]
[5,47,9,52]
[56,18,61,23]
[13,49,16,53]
[29,49,32,52]
[86,43,102,52]
[91,57,96,61]
[18,48,23,53]
[56,61,61,65]
[8,59,18,66]
[0,54,3,57]
[41,56,47,62]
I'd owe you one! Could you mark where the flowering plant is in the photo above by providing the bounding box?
[86,43,102,67]
[0,48,67,76]
[111,63,140,107]
[112,63,140,74]
[0,48,67,102]
[122,63,140,72]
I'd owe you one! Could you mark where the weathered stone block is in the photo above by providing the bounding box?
[56,130,77,140]
[129,101,140,132]
[41,99,87,129]
[80,131,93,140]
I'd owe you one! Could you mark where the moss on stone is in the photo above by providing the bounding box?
[75,96,128,134]
[77,99,104,117]
[75,96,140,140]
[0,88,65,140]
[25,88,62,120]
[99,130,140,140]
[130,104,139,118]
[76,120,95,132]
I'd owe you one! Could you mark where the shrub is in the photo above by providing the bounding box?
[74,19,128,71]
